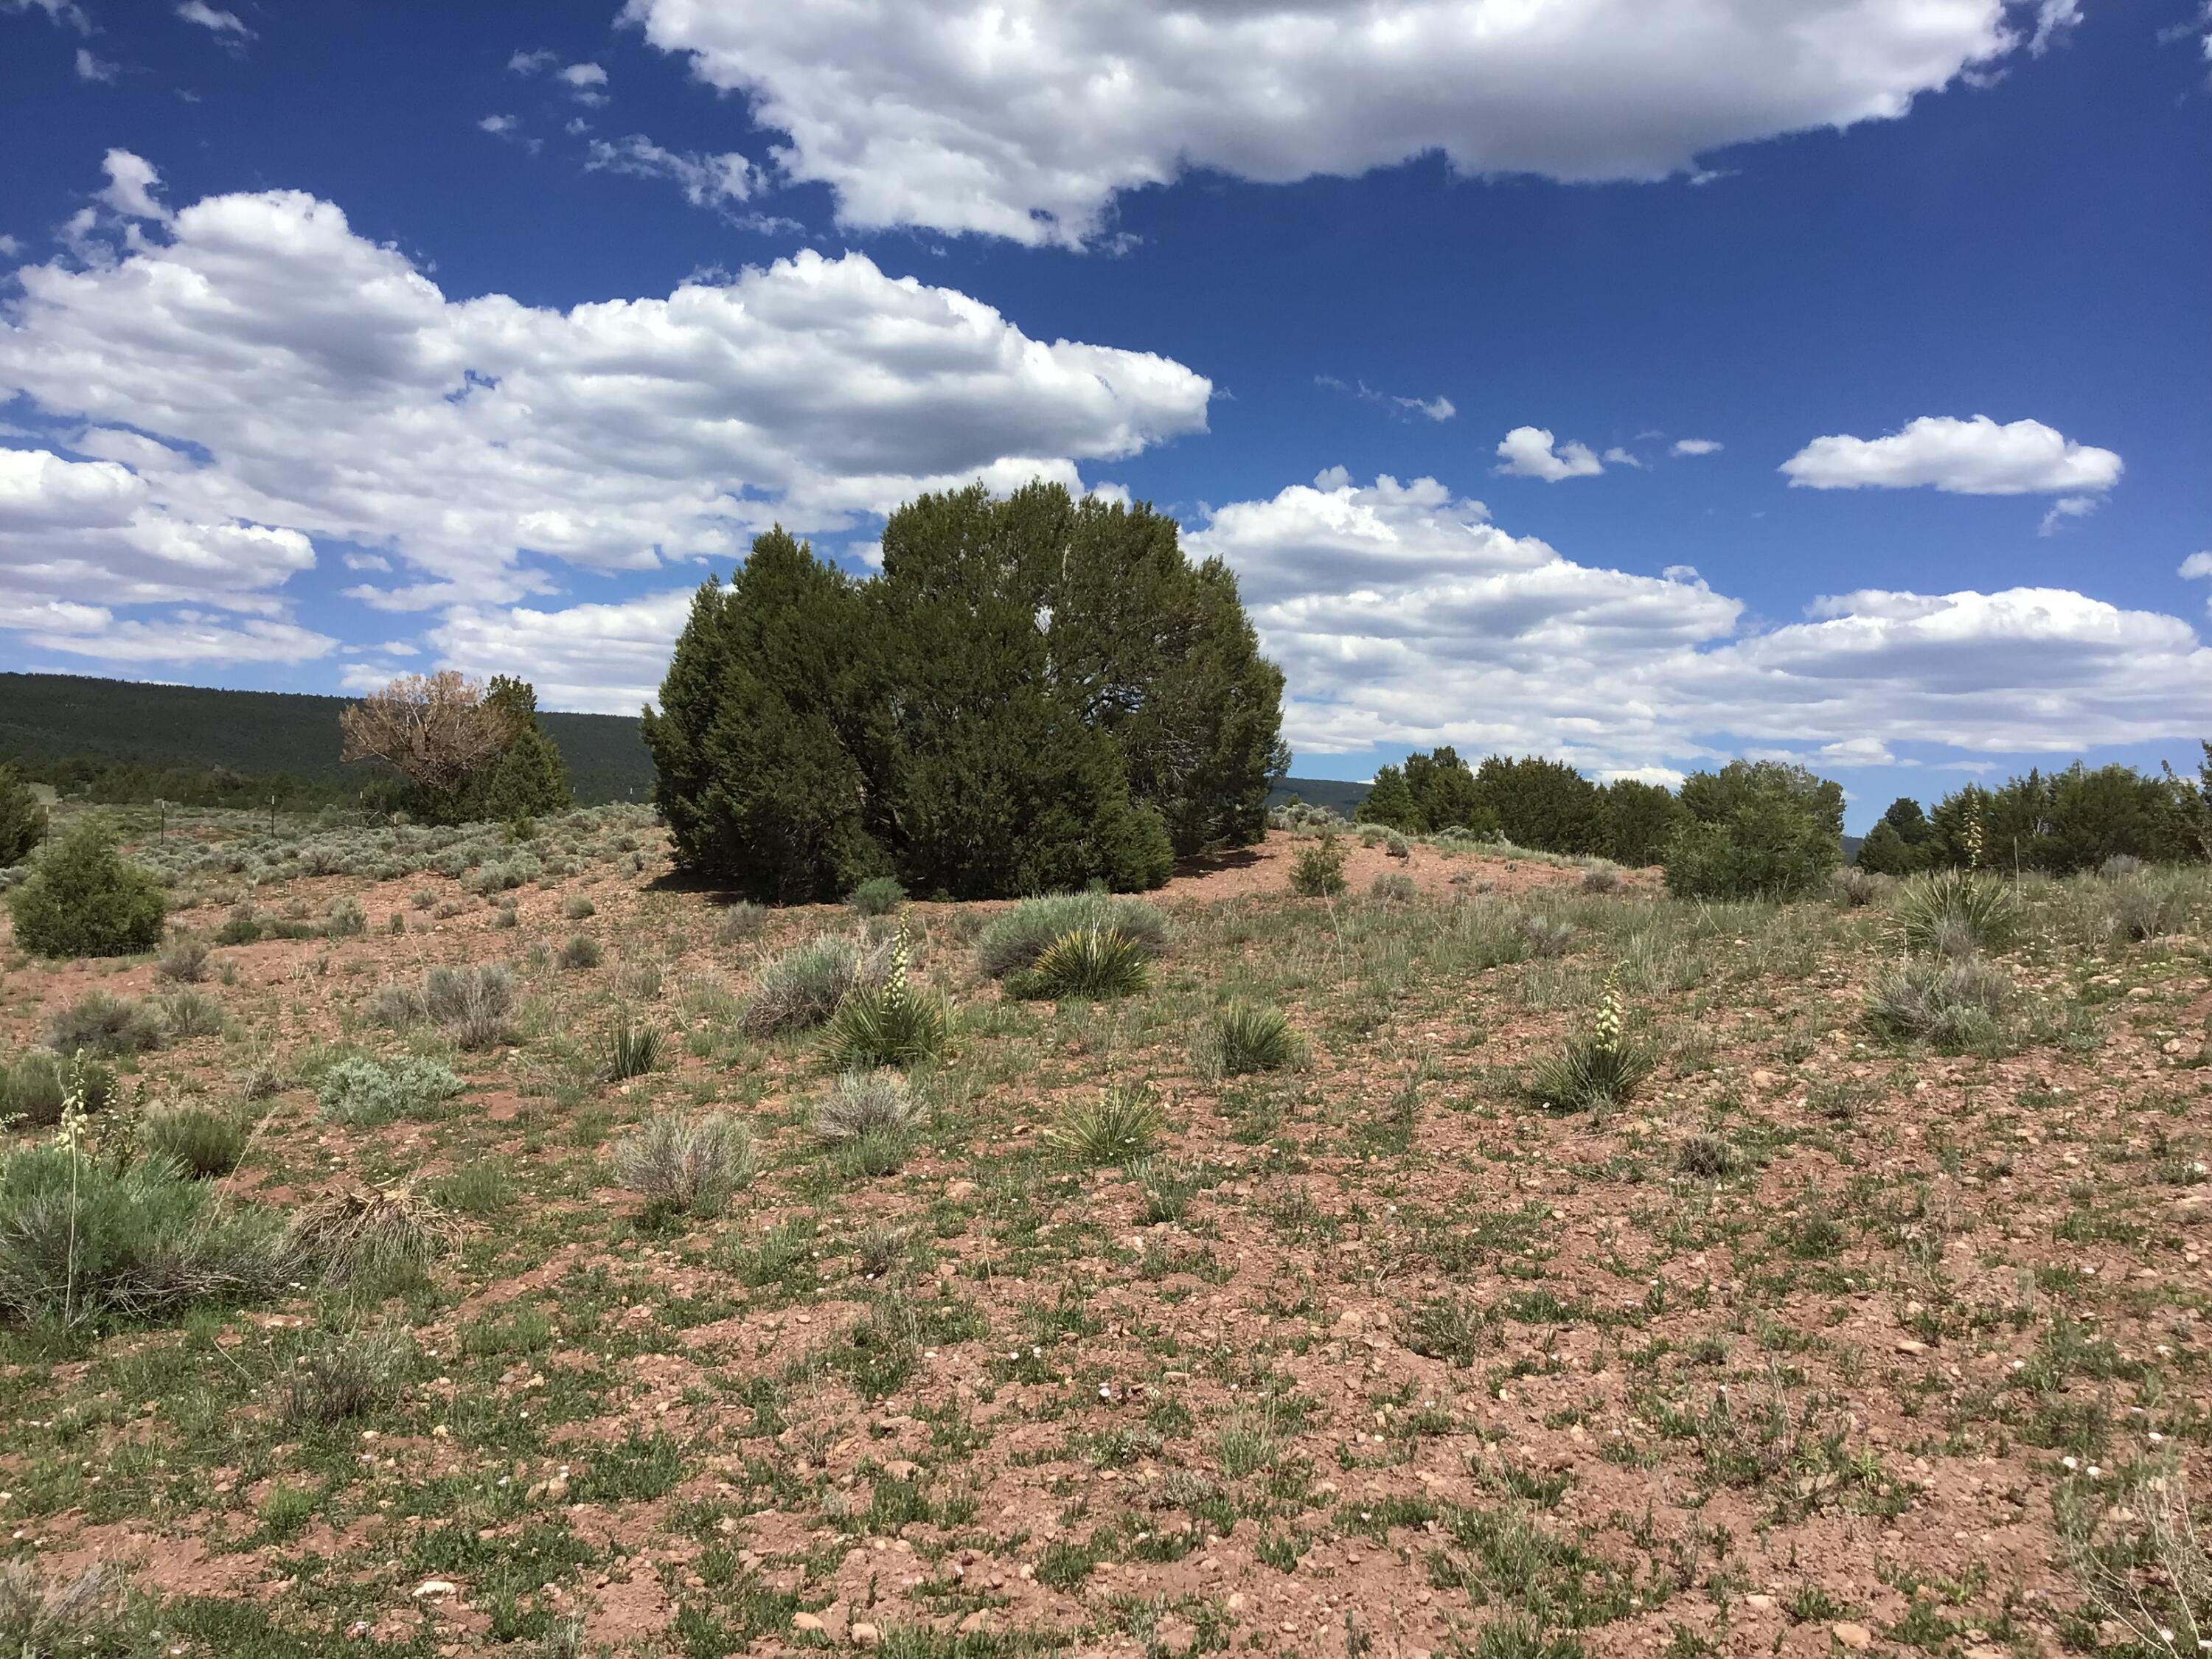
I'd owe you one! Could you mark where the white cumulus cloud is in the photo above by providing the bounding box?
[1781,414,2122,495]
[1495,426,1604,481]
[175,1,251,38]
[625,0,2066,246]
[1183,469,2212,774]
[427,591,698,714]
[1672,437,1722,456]
[0,154,1209,663]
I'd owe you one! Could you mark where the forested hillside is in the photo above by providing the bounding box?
[0,672,655,806]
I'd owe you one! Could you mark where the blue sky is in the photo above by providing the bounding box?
[1,0,2208,828]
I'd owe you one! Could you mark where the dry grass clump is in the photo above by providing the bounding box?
[613,1113,757,1219]
[285,1183,454,1282]
[1193,1002,1303,1081]
[0,1560,138,1656]
[280,1326,414,1427]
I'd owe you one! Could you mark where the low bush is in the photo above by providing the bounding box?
[1830,866,1880,908]
[280,1326,413,1427]
[813,1071,922,1143]
[975,893,1171,980]
[742,934,880,1037]
[139,1104,248,1178]
[613,1113,757,1219]
[0,1145,286,1326]
[0,1052,116,1127]
[153,988,224,1041]
[0,765,49,867]
[563,894,597,920]
[714,901,769,944]
[1047,1085,1166,1164]
[849,876,907,917]
[1866,955,2009,1051]
[1514,911,1577,959]
[46,992,164,1059]
[1289,831,1349,898]
[6,822,166,959]
[422,962,516,1050]
[557,934,602,970]
[316,1056,465,1125]
[1194,1002,1302,1079]
[1006,925,1150,1001]
[322,897,369,939]
[1368,872,1417,905]
[155,937,211,984]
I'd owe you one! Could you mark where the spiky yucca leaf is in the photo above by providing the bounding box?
[1009,925,1149,1001]
[1047,1085,1167,1164]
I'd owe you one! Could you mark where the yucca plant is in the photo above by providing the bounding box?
[1009,925,1150,1001]
[823,925,947,1070]
[1896,868,2017,956]
[1193,1001,1303,1080]
[1528,973,1652,1111]
[1047,1085,1166,1164]
[605,1020,661,1082]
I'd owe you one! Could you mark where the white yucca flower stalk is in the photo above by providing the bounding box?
[886,922,911,1014]
[1592,972,1624,1054]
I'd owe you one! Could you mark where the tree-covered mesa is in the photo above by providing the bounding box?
[1855,750,2212,876]
[644,482,1289,901]
[339,672,573,826]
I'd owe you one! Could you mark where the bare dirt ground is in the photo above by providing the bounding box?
[0,820,2204,1659]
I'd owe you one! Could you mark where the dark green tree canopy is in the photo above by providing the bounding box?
[0,765,49,866]
[643,482,1285,900]
[1665,760,1845,900]
[8,818,167,959]
[1472,755,1607,855]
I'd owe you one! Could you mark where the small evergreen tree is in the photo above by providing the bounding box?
[1857,797,1935,875]
[1402,747,1485,835]
[0,765,49,865]
[1473,755,1608,855]
[1601,779,1688,866]
[1665,761,1843,900]
[7,819,167,959]
[1354,765,1420,831]
[1854,819,1913,877]
[468,677,573,821]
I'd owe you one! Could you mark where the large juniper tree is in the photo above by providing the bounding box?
[643,481,1286,900]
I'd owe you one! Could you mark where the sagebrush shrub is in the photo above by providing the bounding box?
[849,876,906,917]
[742,933,880,1037]
[975,894,1170,980]
[563,894,597,920]
[714,902,768,944]
[1866,955,2008,1051]
[0,1145,286,1326]
[813,1071,922,1143]
[0,1051,115,1127]
[613,1113,757,1218]
[557,934,602,970]
[316,1056,464,1125]
[155,937,210,984]
[422,963,516,1050]
[46,993,164,1059]
[139,1104,249,1178]
[153,989,224,1041]
[1368,872,1417,905]
[7,822,166,960]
